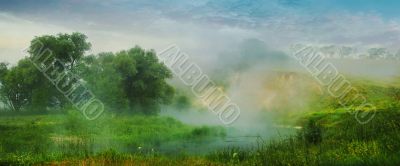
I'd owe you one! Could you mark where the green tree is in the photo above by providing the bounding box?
[0,63,7,79]
[303,119,322,145]
[116,47,174,114]
[173,95,191,111]
[26,32,91,111]
[78,46,175,114]
[29,32,91,70]
[0,63,9,110]
[1,33,174,114]
[0,32,91,112]
[0,59,39,111]
[76,53,129,111]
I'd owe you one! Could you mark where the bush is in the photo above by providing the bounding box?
[303,119,322,145]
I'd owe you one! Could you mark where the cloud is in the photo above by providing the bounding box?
[0,13,71,63]
[1,0,400,65]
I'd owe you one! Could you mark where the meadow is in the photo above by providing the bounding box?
[0,32,399,165]
[0,112,224,165]
[0,76,399,166]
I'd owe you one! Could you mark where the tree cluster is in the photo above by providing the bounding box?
[0,33,174,114]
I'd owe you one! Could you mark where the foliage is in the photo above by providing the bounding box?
[0,113,226,165]
[303,118,322,145]
[0,59,44,111]
[206,107,400,166]
[0,33,91,112]
[77,47,175,114]
[0,33,174,114]
[28,32,91,70]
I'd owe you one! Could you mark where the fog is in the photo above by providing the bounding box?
[160,38,400,150]
[2,0,400,155]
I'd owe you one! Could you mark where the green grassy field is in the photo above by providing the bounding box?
[0,111,227,165]
[1,76,399,165]
[1,107,399,165]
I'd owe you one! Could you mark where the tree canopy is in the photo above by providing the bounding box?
[0,33,175,114]
[77,47,174,114]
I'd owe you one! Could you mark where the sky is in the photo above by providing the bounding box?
[1,0,400,64]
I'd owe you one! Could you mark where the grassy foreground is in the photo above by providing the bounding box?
[208,108,400,165]
[1,77,400,165]
[0,107,399,165]
[0,112,226,165]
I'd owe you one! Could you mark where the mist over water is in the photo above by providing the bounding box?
[158,38,400,154]
[157,39,303,152]
[1,1,400,165]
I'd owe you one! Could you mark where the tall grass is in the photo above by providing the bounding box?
[207,106,400,166]
[0,111,226,165]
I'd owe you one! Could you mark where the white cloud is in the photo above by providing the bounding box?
[0,13,71,64]
[2,2,400,65]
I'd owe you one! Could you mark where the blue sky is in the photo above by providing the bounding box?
[1,0,398,18]
[0,0,400,63]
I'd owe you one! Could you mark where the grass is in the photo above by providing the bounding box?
[0,111,227,165]
[2,107,399,165]
[206,107,400,166]
[1,76,399,165]
[202,78,400,166]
